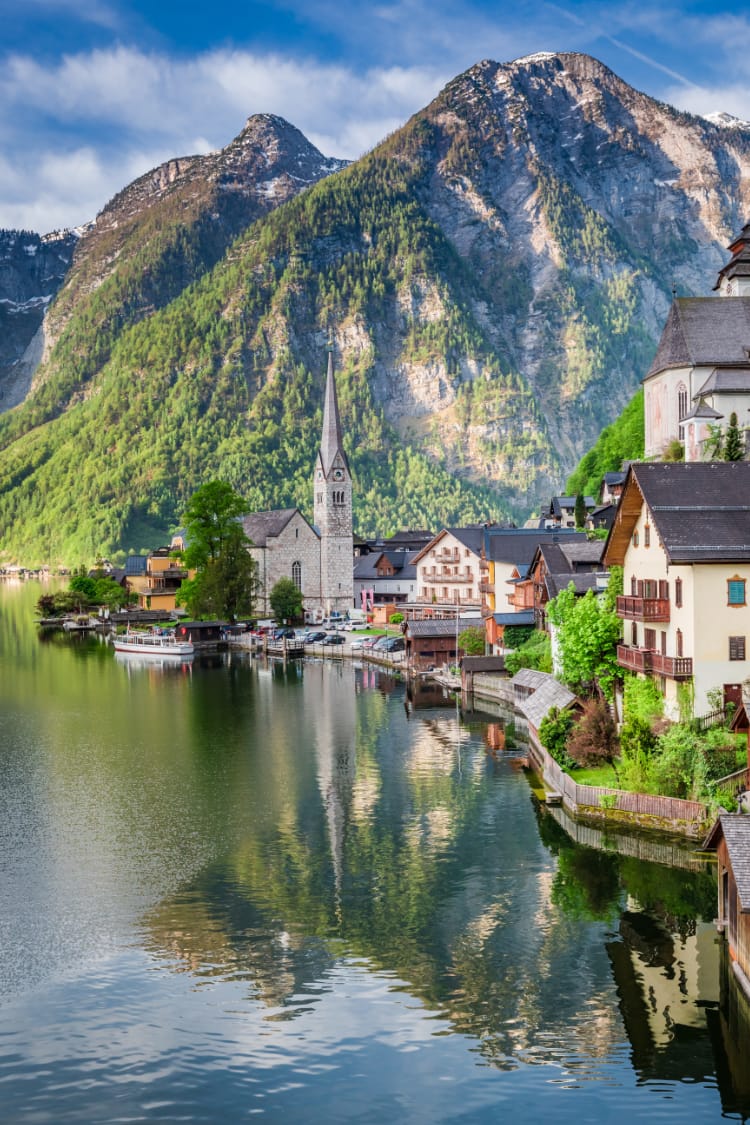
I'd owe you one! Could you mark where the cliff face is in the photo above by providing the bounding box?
[2,52,750,563]
[0,229,78,409]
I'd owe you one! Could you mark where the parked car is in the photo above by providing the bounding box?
[377,636,405,653]
[320,633,346,646]
[304,631,328,643]
[272,628,296,640]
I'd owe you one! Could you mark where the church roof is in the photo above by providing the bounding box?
[318,349,349,477]
[695,366,750,396]
[681,398,723,421]
[645,297,750,379]
[242,508,317,546]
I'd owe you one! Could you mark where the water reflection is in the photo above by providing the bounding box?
[2,581,749,1122]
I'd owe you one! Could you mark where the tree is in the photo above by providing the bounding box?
[724,411,745,461]
[566,698,619,766]
[181,480,250,568]
[177,481,258,620]
[458,625,485,656]
[270,577,304,624]
[547,568,623,700]
[574,492,586,529]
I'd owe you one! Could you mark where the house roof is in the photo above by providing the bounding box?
[483,527,588,565]
[603,471,627,486]
[242,508,316,546]
[517,677,577,730]
[681,399,723,421]
[318,350,350,477]
[558,540,604,566]
[604,461,750,566]
[704,815,750,910]
[493,610,535,626]
[645,297,750,380]
[406,617,478,638]
[462,655,506,673]
[550,496,596,517]
[545,571,601,600]
[695,366,750,397]
[125,555,148,576]
[511,668,550,691]
[411,526,485,565]
[353,550,418,580]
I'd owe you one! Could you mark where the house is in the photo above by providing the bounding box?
[410,527,485,613]
[704,816,750,1004]
[600,470,627,505]
[585,503,618,534]
[509,537,605,631]
[543,496,597,529]
[353,549,419,611]
[403,616,478,672]
[124,549,190,612]
[644,221,750,461]
[603,461,750,719]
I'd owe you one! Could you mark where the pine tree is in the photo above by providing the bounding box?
[724,412,745,461]
[574,492,586,529]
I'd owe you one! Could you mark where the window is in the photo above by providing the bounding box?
[644,524,651,548]
[729,635,746,661]
[644,579,658,599]
[291,561,302,591]
[644,628,656,650]
[677,383,688,421]
[675,577,682,607]
[728,577,746,606]
[631,575,637,596]
[676,629,683,657]
[633,531,639,547]
[631,622,638,646]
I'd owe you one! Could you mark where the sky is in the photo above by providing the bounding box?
[3,0,750,234]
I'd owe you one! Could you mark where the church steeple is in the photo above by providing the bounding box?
[314,345,354,615]
[714,221,750,295]
[318,347,349,477]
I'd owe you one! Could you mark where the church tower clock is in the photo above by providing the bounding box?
[314,347,354,615]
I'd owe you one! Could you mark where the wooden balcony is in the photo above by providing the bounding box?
[617,645,692,680]
[616,595,670,622]
[650,652,693,680]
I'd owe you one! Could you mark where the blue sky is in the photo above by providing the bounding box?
[2,0,749,232]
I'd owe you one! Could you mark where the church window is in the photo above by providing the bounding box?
[292,561,302,591]
[295,527,299,539]
[677,384,688,420]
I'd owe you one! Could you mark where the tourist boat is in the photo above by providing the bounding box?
[112,628,194,658]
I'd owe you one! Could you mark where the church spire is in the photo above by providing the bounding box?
[319,346,349,476]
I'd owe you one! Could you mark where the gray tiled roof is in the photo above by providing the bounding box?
[682,399,723,421]
[645,297,750,379]
[493,610,535,626]
[517,677,577,730]
[242,508,307,546]
[353,550,418,580]
[512,668,550,691]
[545,571,600,599]
[125,555,148,575]
[632,461,750,563]
[406,617,478,638]
[706,815,750,909]
[484,527,587,565]
[695,367,750,396]
[558,540,605,565]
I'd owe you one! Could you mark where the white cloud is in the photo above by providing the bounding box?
[0,44,450,230]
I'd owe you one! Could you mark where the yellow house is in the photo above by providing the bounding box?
[125,549,191,613]
[604,461,750,720]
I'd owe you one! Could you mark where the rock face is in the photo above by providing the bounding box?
[0,229,78,408]
[4,52,750,561]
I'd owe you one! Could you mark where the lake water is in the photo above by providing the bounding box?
[1,580,748,1123]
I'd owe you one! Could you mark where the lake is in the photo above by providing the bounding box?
[0,580,747,1122]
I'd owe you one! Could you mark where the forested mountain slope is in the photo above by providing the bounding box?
[2,51,750,563]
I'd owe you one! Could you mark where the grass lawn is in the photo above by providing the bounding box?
[570,763,620,787]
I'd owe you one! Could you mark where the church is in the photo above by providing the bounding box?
[242,349,354,620]
[644,222,750,460]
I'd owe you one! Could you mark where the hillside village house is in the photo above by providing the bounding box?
[411,528,485,612]
[644,222,750,461]
[542,495,596,529]
[603,461,750,720]
[705,815,750,1004]
[508,537,605,632]
[353,549,419,610]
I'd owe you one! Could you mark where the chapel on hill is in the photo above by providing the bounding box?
[644,221,750,461]
[242,349,354,620]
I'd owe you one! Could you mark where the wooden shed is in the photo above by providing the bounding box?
[704,815,750,1002]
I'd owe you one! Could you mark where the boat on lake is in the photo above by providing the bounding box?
[112,628,194,657]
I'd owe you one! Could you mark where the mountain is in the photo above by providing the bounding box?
[0,228,78,410]
[2,52,750,564]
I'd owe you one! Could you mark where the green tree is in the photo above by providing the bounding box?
[504,629,551,675]
[538,705,576,768]
[270,577,304,624]
[574,492,586,529]
[181,480,250,568]
[458,625,485,656]
[724,411,744,461]
[547,569,623,700]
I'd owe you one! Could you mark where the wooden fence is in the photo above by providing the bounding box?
[714,766,750,798]
[528,733,709,836]
[545,805,712,871]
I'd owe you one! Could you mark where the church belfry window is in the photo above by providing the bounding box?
[677,382,688,440]
[292,561,302,591]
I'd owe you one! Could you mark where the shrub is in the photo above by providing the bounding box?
[622,675,663,724]
[505,630,551,675]
[567,699,619,766]
[539,706,576,769]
